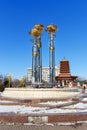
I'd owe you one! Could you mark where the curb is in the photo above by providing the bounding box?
[0,113,87,124]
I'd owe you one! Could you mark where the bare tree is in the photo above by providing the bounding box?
[12,79,20,88]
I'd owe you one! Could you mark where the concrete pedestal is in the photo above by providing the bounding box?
[2,88,79,99]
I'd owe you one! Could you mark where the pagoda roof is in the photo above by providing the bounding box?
[61,57,68,61]
[55,75,78,81]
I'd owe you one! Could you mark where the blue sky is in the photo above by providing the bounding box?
[0,0,87,79]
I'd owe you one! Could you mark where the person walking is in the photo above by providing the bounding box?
[82,86,86,93]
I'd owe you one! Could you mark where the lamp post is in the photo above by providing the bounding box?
[46,24,57,86]
[20,77,25,87]
[7,74,12,88]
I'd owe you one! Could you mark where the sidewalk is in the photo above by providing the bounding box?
[0,123,87,130]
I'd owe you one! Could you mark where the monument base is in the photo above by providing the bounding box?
[2,88,80,99]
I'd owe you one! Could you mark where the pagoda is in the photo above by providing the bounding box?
[55,58,78,87]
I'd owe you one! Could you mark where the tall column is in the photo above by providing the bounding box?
[32,36,38,84]
[49,33,55,84]
[29,25,44,87]
[46,24,57,86]
[34,24,44,83]
[37,36,42,82]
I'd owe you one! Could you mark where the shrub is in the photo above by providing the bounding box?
[0,84,5,92]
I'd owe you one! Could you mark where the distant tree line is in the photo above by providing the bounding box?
[0,74,26,92]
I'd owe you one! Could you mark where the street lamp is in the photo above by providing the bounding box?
[20,77,26,87]
[7,74,12,88]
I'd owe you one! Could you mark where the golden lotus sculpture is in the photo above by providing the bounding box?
[34,24,44,31]
[47,24,57,33]
[30,28,42,36]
